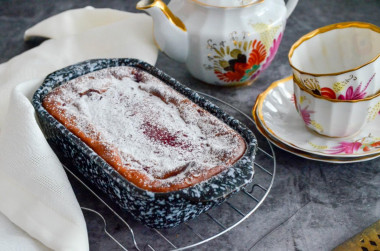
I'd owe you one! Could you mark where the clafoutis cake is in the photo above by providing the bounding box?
[33,58,257,228]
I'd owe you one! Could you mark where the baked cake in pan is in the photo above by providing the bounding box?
[43,66,246,193]
[33,58,257,228]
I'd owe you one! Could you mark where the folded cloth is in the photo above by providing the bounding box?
[0,209,47,250]
[0,7,158,250]
[24,6,135,40]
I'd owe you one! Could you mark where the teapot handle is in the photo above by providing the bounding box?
[286,0,298,19]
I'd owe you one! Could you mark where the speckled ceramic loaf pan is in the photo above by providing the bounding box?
[32,58,257,229]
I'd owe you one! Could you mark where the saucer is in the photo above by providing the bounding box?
[252,76,380,163]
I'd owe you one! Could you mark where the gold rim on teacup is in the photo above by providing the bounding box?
[293,74,380,103]
[288,21,380,77]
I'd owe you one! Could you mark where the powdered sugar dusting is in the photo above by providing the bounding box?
[45,66,246,188]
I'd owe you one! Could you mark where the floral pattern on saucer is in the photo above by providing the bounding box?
[255,76,380,158]
[308,134,380,155]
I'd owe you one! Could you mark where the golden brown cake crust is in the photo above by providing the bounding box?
[43,66,246,192]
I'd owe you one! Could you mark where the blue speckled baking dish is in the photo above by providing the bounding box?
[32,58,257,229]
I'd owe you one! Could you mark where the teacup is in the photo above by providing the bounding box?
[289,22,380,100]
[293,78,380,138]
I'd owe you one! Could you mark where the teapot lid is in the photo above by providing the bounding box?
[192,0,262,8]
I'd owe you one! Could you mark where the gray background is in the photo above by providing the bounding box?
[1,0,379,250]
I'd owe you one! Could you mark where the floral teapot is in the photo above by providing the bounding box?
[137,0,298,86]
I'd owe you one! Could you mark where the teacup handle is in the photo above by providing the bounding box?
[286,0,299,19]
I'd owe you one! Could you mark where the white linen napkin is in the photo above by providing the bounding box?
[0,7,158,250]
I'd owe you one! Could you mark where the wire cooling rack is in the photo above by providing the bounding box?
[63,92,276,250]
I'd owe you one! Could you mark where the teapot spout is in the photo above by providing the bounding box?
[137,0,188,63]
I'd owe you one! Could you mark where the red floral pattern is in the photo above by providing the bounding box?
[320,87,336,99]
[337,74,375,100]
[299,105,314,125]
[249,33,283,81]
[260,33,283,73]
[215,40,266,83]
[328,141,362,154]
[326,136,380,155]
